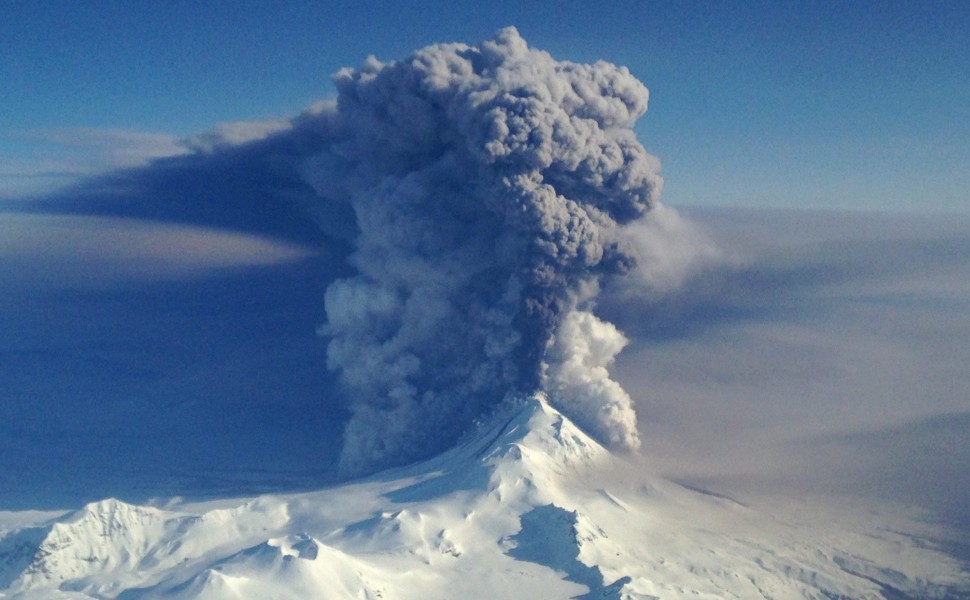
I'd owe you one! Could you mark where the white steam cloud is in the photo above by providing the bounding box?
[542,309,638,449]
[296,27,666,474]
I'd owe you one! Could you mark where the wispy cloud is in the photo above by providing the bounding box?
[0,128,189,199]
[0,212,315,289]
[20,128,187,164]
[184,119,293,153]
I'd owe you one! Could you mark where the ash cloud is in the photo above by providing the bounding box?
[16,27,697,475]
[305,27,664,473]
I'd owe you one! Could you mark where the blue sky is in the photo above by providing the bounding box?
[1,0,967,211]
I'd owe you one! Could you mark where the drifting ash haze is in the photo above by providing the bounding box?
[2,28,970,599]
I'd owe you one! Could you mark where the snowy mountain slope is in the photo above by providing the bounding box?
[1,395,968,599]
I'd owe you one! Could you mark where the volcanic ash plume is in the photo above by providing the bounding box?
[305,27,663,474]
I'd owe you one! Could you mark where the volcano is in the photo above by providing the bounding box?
[2,396,967,599]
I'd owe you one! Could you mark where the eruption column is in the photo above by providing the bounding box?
[304,27,663,473]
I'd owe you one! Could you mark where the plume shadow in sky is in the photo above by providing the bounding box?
[5,126,342,247]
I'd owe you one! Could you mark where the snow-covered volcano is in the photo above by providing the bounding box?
[1,396,967,599]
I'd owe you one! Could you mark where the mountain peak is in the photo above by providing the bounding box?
[479,394,610,503]
[379,393,609,507]
[479,393,608,467]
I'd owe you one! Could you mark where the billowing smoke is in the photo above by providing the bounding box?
[296,27,663,474]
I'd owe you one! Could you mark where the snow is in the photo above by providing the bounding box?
[1,395,967,599]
